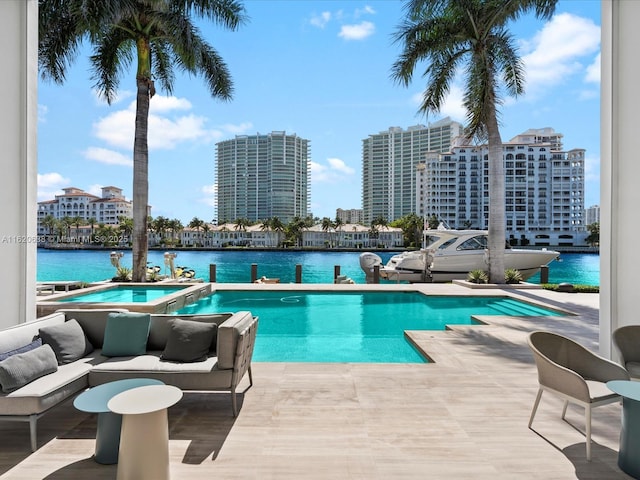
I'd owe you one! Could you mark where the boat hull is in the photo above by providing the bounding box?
[379,249,559,283]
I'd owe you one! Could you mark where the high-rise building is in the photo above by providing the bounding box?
[362,118,464,224]
[585,205,600,225]
[417,128,587,246]
[336,208,363,225]
[215,131,310,223]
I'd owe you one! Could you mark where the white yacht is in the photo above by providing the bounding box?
[360,229,560,283]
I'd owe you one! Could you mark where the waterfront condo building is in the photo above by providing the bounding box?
[37,186,133,235]
[417,128,587,246]
[585,205,600,225]
[215,131,310,224]
[362,118,464,225]
[336,208,363,225]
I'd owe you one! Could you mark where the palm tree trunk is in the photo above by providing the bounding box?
[486,110,506,284]
[132,75,150,282]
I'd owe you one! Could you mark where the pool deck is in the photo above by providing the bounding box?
[2,283,631,479]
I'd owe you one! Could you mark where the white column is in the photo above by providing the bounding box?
[0,0,38,328]
[600,0,640,358]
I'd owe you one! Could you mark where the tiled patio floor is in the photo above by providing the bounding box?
[1,284,633,479]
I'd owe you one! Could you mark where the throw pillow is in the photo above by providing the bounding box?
[161,318,217,363]
[39,319,94,365]
[0,338,42,362]
[102,312,151,357]
[0,344,58,393]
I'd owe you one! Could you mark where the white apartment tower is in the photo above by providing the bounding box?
[362,118,463,225]
[585,205,600,225]
[215,131,310,223]
[336,208,363,225]
[417,128,587,246]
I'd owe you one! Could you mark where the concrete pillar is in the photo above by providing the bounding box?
[600,0,640,358]
[0,0,38,327]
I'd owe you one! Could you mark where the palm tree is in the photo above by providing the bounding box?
[188,216,205,246]
[392,0,557,283]
[41,215,57,239]
[270,216,285,247]
[39,0,248,281]
[321,217,333,247]
[118,216,134,245]
[87,217,97,239]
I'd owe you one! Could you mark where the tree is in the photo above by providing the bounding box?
[188,216,205,246]
[586,222,599,247]
[41,215,57,238]
[39,0,247,281]
[392,0,557,283]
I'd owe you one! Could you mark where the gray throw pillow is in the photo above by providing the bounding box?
[39,319,94,365]
[0,338,42,362]
[0,344,58,393]
[161,318,217,363]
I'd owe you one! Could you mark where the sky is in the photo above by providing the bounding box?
[37,0,602,224]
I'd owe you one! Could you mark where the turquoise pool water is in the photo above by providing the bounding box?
[176,291,564,363]
[56,285,185,303]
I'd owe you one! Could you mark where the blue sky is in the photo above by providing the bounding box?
[37,0,601,224]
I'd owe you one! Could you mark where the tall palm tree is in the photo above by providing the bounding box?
[269,216,285,247]
[39,0,247,281]
[392,0,556,283]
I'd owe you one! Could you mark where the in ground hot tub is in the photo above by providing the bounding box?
[36,282,212,316]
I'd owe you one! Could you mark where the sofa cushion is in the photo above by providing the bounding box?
[148,314,229,351]
[102,312,151,357]
[0,339,42,362]
[0,344,58,393]
[39,319,94,365]
[161,319,217,363]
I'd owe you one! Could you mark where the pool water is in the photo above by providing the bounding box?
[176,291,563,363]
[57,285,186,303]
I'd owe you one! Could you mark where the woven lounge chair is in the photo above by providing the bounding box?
[613,325,640,379]
[527,331,629,461]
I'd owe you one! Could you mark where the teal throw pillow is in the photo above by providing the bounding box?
[102,312,151,357]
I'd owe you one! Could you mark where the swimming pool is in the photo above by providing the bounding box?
[36,282,212,317]
[56,285,186,303]
[176,291,564,363]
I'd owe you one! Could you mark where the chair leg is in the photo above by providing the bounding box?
[529,388,543,428]
[231,388,238,417]
[585,405,592,461]
[561,400,569,420]
[248,365,253,387]
[29,415,38,452]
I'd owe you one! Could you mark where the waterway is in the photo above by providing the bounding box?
[36,248,600,286]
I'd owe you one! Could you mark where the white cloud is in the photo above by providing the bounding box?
[411,84,467,123]
[38,104,48,123]
[91,95,215,150]
[38,172,70,188]
[310,11,331,28]
[218,122,254,135]
[86,184,105,197]
[93,89,135,106]
[327,157,355,175]
[355,6,376,17]
[200,183,217,208]
[37,172,70,201]
[311,157,355,182]
[521,13,600,94]
[338,21,375,40]
[585,53,601,83]
[83,147,132,166]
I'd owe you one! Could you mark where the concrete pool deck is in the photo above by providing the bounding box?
[1,283,631,479]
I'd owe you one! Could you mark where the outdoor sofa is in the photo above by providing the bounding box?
[0,307,258,451]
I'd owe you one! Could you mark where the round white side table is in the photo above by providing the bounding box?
[108,385,183,480]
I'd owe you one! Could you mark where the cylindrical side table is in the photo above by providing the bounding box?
[108,385,183,480]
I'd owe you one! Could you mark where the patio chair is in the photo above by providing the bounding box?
[613,325,640,379]
[527,331,630,461]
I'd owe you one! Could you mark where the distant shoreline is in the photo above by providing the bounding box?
[38,245,600,254]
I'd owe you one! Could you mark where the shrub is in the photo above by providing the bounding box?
[113,266,132,282]
[504,268,523,284]
[467,269,488,284]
